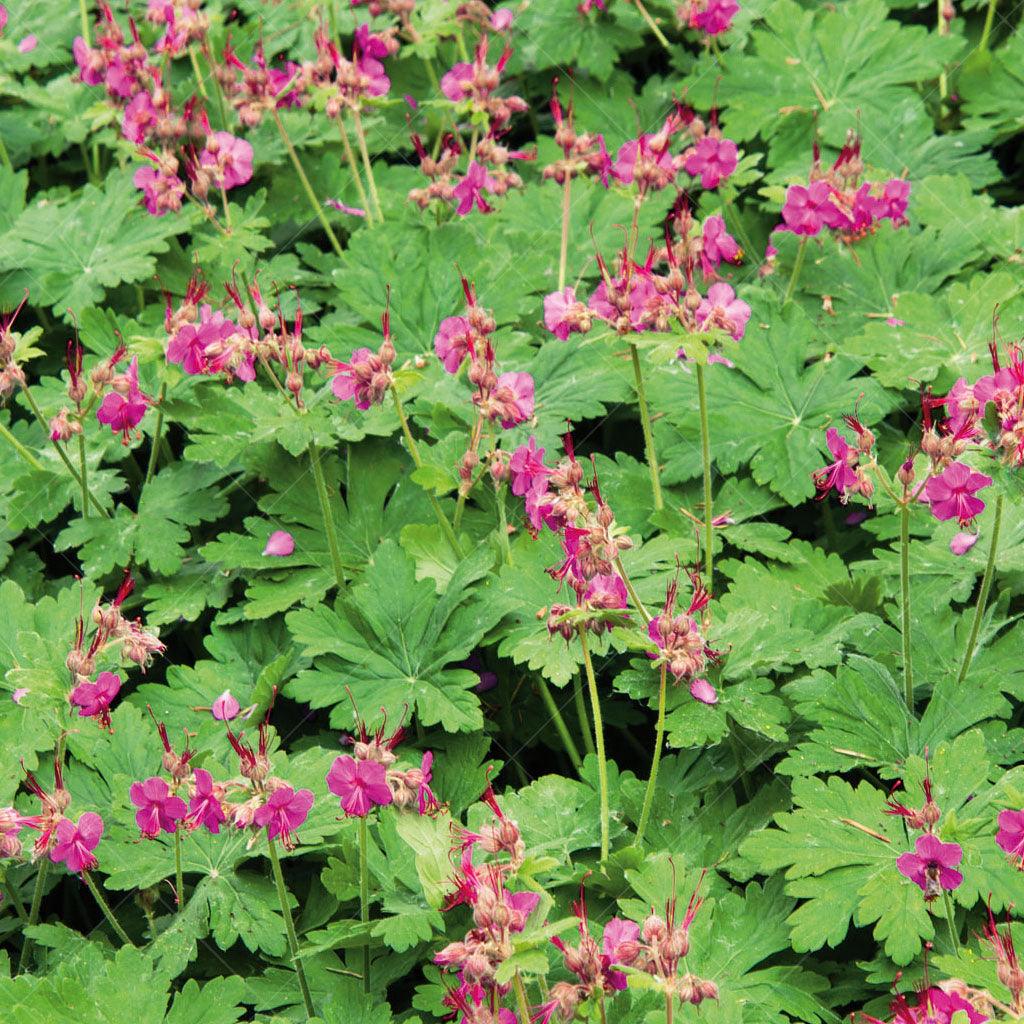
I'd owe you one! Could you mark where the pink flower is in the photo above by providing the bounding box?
[200,132,254,191]
[896,833,963,896]
[924,462,992,525]
[494,371,534,428]
[453,161,496,216]
[73,36,104,85]
[996,809,1024,868]
[440,62,473,103]
[212,690,240,721]
[689,678,718,704]
[950,531,979,556]
[700,215,739,277]
[263,530,295,557]
[491,7,514,29]
[130,776,188,838]
[812,428,859,501]
[187,768,226,834]
[96,356,148,442]
[695,282,751,341]
[434,316,474,373]
[0,6,6,35]
[17,34,37,53]
[331,348,376,409]
[780,181,836,236]
[122,91,157,144]
[326,755,394,817]
[690,0,739,35]
[254,785,314,849]
[509,437,550,496]
[69,671,121,730]
[327,199,367,217]
[877,179,911,226]
[415,751,438,815]
[543,287,590,341]
[134,161,185,217]
[602,917,641,989]
[50,812,103,874]
[584,574,628,612]
[613,136,675,189]
[683,136,738,190]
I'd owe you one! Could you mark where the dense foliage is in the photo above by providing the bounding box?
[2,1,1024,1022]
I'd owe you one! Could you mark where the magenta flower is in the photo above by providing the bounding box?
[167,305,239,377]
[544,287,589,341]
[780,181,836,236]
[187,768,226,834]
[878,179,911,226]
[96,356,149,443]
[584,574,628,612]
[18,34,37,53]
[212,690,240,721]
[122,91,157,144]
[602,917,641,989]
[331,348,376,408]
[613,135,675,189]
[950,531,980,556]
[263,530,295,557]
[69,671,121,730]
[416,751,438,815]
[12,688,28,705]
[494,371,534,428]
[491,7,514,29]
[896,833,963,897]
[700,215,740,278]
[509,436,551,497]
[453,161,496,216]
[996,809,1024,868]
[440,62,473,102]
[812,428,859,501]
[134,161,185,217]
[130,776,188,838]
[200,132,254,191]
[683,136,738,190]
[925,462,992,525]
[434,316,474,374]
[690,0,740,35]
[689,678,718,705]
[0,6,7,35]
[327,755,394,817]
[695,283,751,341]
[50,812,103,874]
[254,785,314,850]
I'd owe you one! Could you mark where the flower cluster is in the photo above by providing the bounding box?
[409,37,530,216]
[679,0,740,39]
[307,22,396,120]
[777,133,910,243]
[648,569,720,705]
[219,39,305,128]
[862,985,989,1024]
[331,297,397,410]
[890,776,963,901]
[326,705,438,818]
[435,784,538,1021]
[541,81,615,189]
[67,573,165,731]
[434,279,535,496]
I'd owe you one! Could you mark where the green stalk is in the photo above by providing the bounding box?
[271,109,345,258]
[78,432,89,519]
[2,871,27,923]
[614,555,651,623]
[900,504,913,710]
[943,889,960,955]
[0,135,12,172]
[578,626,610,861]
[629,343,663,511]
[496,485,512,565]
[78,0,90,41]
[980,0,999,51]
[359,815,371,995]
[145,382,167,485]
[350,108,383,222]
[666,990,674,1024]
[783,236,808,306]
[937,0,949,106]
[267,834,316,1018]
[336,118,374,225]
[573,675,596,757]
[558,174,572,291]
[16,859,49,972]
[956,492,1004,685]
[635,665,667,846]
[537,678,583,774]
[173,829,183,913]
[307,442,349,594]
[82,872,134,946]
[391,389,462,557]
[0,421,45,472]
[633,0,672,51]
[513,973,532,1023]
[695,363,714,586]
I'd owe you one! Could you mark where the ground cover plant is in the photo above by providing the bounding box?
[1,0,1024,1021]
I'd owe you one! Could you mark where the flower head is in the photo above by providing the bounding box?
[996,809,1024,869]
[254,785,314,850]
[69,671,121,731]
[130,776,187,838]
[327,755,394,817]
[924,462,993,525]
[96,356,149,443]
[49,812,103,874]
[187,768,227,834]
[509,437,551,497]
[453,160,496,216]
[683,136,737,190]
[895,833,963,899]
[695,282,751,341]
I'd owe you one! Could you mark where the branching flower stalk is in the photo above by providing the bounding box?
[267,834,316,1018]
[577,624,610,861]
[957,492,1004,684]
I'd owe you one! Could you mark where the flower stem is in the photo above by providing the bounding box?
[219,184,232,232]
[358,814,371,995]
[350,108,383,222]
[188,46,208,98]
[937,0,949,106]
[307,442,349,594]
[783,237,808,306]
[980,0,999,51]
[900,503,914,711]
[79,0,90,41]
[83,871,134,946]
[0,421,44,472]
[496,485,513,565]
[558,174,572,291]
[695,363,714,586]
[271,109,345,259]
[633,0,672,51]
[537,678,583,774]
[391,389,462,558]
[943,889,960,955]
[665,990,674,1024]
[267,837,315,1018]
[16,859,49,972]
[144,382,167,485]
[614,554,650,622]
[956,492,1004,685]
[336,118,374,225]
[635,665,667,847]
[573,674,596,757]
[629,342,663,511]
[513,972,532,1023]
[578,626,609,861]
[173,829,184,912]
